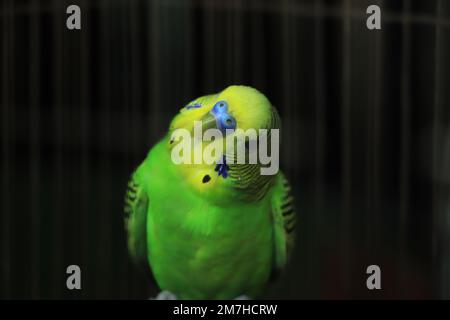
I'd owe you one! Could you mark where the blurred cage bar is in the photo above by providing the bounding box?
[1,0,450,299]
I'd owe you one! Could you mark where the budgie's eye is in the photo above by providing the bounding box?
[186,103,202,110]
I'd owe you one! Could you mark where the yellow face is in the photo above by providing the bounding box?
[169,85,276,135]
[166,85,279,203]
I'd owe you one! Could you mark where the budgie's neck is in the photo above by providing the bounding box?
[223,111,281,202]
[164,135,277,205]
[226,161,277,202]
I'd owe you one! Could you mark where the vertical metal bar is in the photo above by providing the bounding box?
[150,0,162,139]
[1,0,11,299]
[399,0,411,296]
[250,0,265,90]
[203,0,214,92]
[52,0,64,298]
[226,2,233,83]
[372,18,382,256]
[160,1,169,121]
[29,0,41,299]
[314,0,325,223]
[290,1,299,180]
[281,0,292,176]
[130,0,141,156]
[80,0,90,299]
[442,132,450,298]
[314,0,326,298]
[341,0,352,296]
[366,31,374,257]
[233,0,243,83]
[99,0,112,297]
[433,0,443,298]
[367,0,383,254]
[182,0,193,100]
[6,0,15,298]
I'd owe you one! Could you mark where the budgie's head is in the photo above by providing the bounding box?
[168,85,280,203]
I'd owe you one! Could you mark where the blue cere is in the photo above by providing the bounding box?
[212,100,229,113]
[210,101,236,134]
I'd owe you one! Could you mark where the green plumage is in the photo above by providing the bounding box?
[124,85,296,299]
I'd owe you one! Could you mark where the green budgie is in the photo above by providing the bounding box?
[124,85,296,299]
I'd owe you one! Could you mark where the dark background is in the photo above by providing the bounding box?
[1,0,450,299]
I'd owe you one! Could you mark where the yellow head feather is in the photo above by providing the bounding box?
[166,85,280,204]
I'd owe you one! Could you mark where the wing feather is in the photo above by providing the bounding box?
[124,169,149,266]
[270,172,296,277]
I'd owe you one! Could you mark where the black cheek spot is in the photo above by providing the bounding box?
[202,175,211,183]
